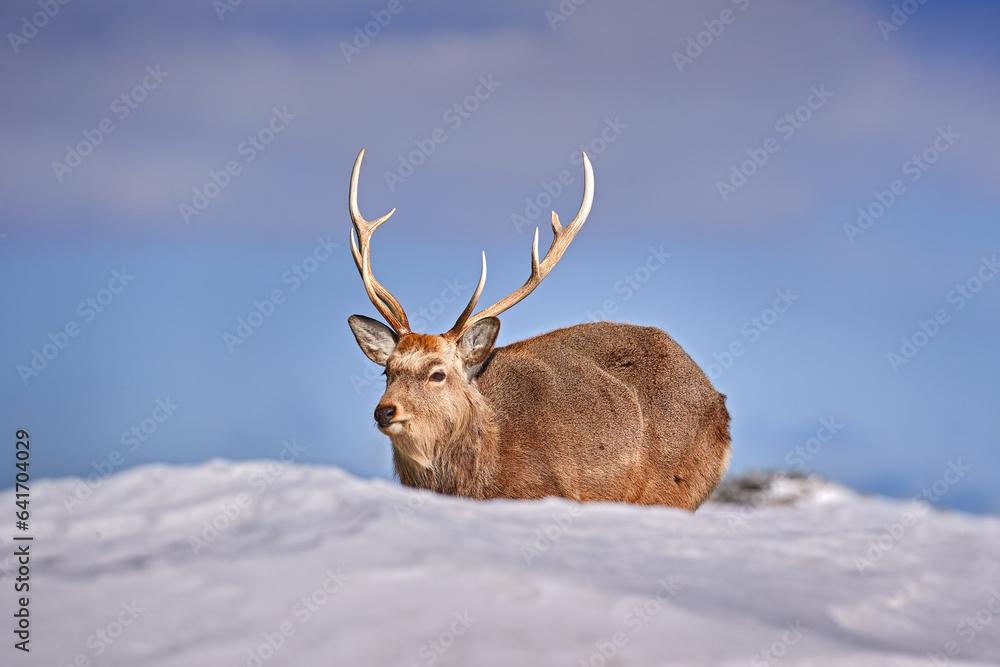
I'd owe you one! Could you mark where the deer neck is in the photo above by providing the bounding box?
[392,383,499,499]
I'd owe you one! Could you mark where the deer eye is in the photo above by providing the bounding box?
[430,371,446,382]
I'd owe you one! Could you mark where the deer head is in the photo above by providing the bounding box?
[347,149,593,468]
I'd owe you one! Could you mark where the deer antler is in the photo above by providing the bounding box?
[445,152,594,340]
[350,149,411,335]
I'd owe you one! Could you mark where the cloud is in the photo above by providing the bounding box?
[0,0,997,241]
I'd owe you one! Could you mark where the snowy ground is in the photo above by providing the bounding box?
[4,460,999,666]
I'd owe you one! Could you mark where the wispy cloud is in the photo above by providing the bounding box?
[1,0,997,240]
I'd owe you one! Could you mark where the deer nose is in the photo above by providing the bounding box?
[374,405,396,428]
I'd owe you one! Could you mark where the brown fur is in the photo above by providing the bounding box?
[374,321,731,510]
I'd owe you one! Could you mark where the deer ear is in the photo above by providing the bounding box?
[348,315,399,366]
[458,317,500,368]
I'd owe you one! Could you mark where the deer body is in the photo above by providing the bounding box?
[405,322,731,508]
[347,150,731,510]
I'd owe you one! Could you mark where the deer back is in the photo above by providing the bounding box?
[476,321,730,508]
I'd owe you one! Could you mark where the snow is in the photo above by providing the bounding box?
[5,461,1000,666]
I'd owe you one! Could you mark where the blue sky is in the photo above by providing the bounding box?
[1,0,998,513]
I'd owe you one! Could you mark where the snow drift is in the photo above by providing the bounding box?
[4,460,1000,666]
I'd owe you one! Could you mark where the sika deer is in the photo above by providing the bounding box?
[347,150,730,509]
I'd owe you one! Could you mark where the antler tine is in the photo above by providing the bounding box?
[360,247,407,333]
[442,252,487,340]
[349,229,407,325]
[446,152,594,338]
[349,149,410,335]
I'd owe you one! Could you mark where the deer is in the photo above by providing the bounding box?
[347,149,731,510]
